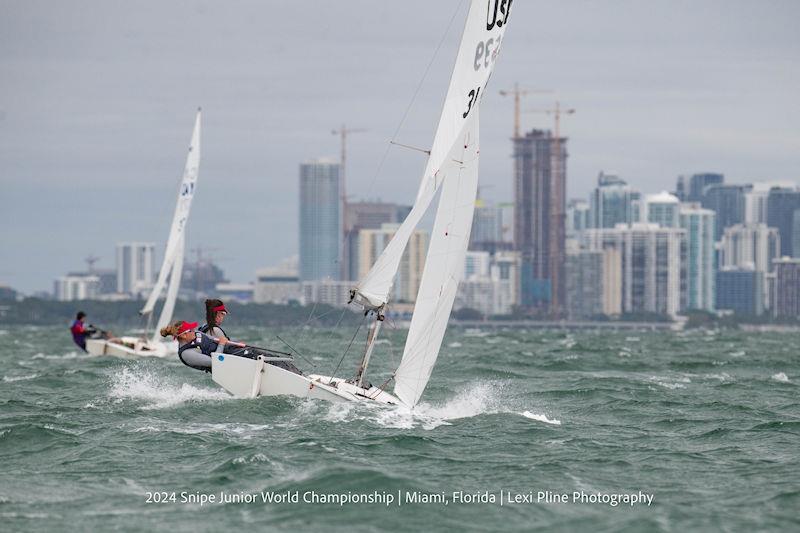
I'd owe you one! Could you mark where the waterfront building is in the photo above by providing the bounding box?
[254,258,301,305]
[115,242,155,296]
[455,251,519,316]
[470,200,514,253]
[358,223,428,303]
[716,269,763,316]
[679,203,716,311]
[54,274,100,301]
[343,201,409,282]
[701,184,748,240]
[645,192,680,228]
[773,257,800,318]
[513,129,567,314]
[566,199,590,238]
[767,187,800,257]
[583,223,684,317]
[687,172,724,203]
[590,172,639,229]
[299,159,342,281]
[565,247,604,319]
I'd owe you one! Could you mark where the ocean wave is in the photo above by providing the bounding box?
[771,372,790,383]
[3,373,39,382]
[108,366,232,409]
[31,351,87,360]
[520,411,561,425]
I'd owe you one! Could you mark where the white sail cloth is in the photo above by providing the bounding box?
[140,110,201,327]
[353,0,512,309]
[394,113,480,407]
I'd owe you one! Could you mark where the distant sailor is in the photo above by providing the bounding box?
[199,299,229,340]
[70,311,101,352]
[161,319,302,375]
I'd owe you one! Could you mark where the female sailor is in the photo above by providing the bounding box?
[198,299,228,340]
[161,320,302,375]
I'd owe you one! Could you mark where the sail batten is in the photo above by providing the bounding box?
[140,110,201,326]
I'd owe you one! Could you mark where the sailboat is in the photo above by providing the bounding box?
[213,0,513,406]
[87,109,202,358]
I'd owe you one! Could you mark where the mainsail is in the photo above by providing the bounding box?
[140,109,202,335]
[353,0,512,309]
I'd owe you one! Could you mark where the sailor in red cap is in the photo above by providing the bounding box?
[160,320,228,372]
[199,299,229,340]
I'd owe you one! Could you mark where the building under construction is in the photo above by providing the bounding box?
[513,129,568,316]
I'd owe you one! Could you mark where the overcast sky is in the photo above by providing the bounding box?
[1,0,798,293]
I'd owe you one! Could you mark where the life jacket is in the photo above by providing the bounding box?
[177,332,219,373]
[199,323,228,338]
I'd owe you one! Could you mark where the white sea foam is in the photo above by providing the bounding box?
[521,411,561,425]
[109,366,231,409]
[772,372,790,383]
[31,351,85,360]
[648,375,691,390]
[447,342,462,348]
[3,373,38,382]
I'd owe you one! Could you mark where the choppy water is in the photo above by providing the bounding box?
[1,325,798,532]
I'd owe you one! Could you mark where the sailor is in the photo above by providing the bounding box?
[161,320,228,373]
[162,319,303,376]
[198,299,229,340]
[70,311,98,352]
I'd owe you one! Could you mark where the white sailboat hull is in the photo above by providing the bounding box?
[211,353,402,405]
[85,336,176,359]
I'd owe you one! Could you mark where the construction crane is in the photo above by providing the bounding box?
[499,84,552,138]
[526,101,576,317]
[331,124,367,208]
[85,254,100,273]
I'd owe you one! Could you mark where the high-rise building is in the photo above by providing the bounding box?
[358,223,428,303]
[716,269,763,316]
[773,257,800,318]
[54,275,100,301]
[299,159,342,281]
[767,187,800,258]
[513,129,567,315]
[589,172,639,229]
[343,201,409,281]
[455,251,519,316]
[115,242,155,295]
[687,172,724,202]
[565,247,604,319]
[470,200,515,253]
[566,199,590,238]
[645,192,680,228]
[742,181,796,224]
[718,224,780,273]
[583,223,684,317]
[701,184,748,240]
[679,203,716,311]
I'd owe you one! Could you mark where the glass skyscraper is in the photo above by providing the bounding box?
[299,159,342,282]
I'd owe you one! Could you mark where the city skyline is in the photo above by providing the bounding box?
[2,1,799,293]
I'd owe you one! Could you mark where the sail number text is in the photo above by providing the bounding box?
[486,0,513,31]
[463,86,482,118]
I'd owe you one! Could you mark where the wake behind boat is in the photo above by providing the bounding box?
[87,109,202,358]
[211,0,512,408]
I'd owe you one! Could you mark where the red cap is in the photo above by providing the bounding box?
[177,321,198,334]
[212,304,227,313]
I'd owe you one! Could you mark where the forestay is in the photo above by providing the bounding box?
[140,110,202,330]
[353,0,513,309]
